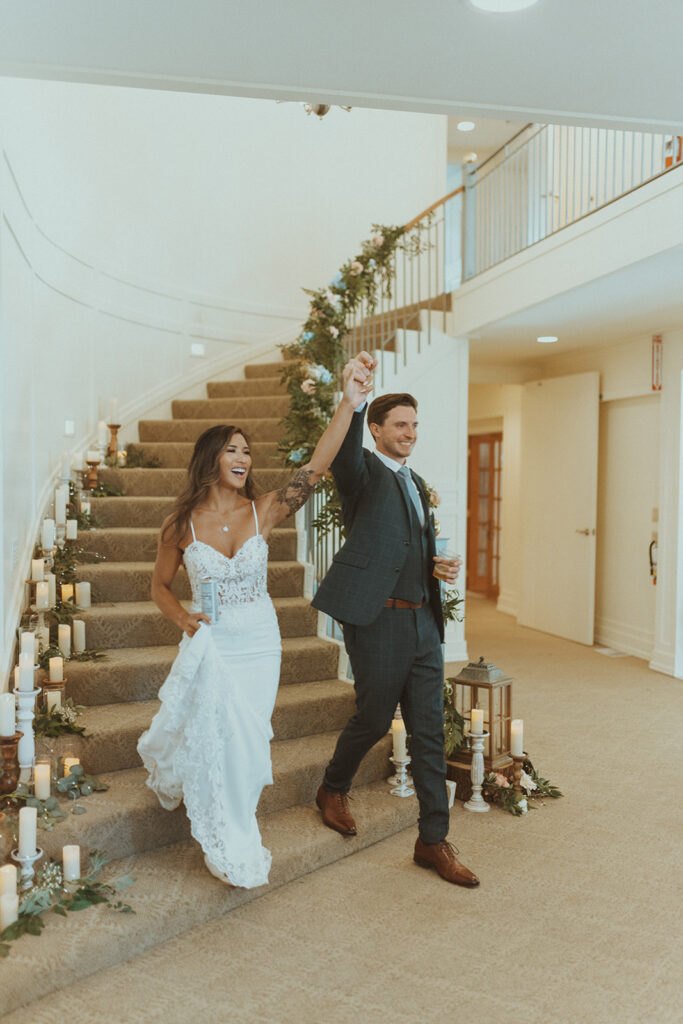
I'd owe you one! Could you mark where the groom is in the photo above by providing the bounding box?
[312,352,479,887]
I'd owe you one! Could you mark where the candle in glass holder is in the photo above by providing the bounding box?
[58,624,71,659]
[41,518,56,550]
[18,653,34,692]
[391,718,407,761]
[66,519,78,540]
[18,805,37,857]
[35,581,49,610]
[61,584,74,604]
[0,692,15,736]
[55,487,67,526]
[49,656,64,682]
[46,690,62,713]
[62,845,81,882]
[63,757,80,777]
[72,620,86,655]
[34,763,51,800]
[0,893,18,930]
[75,582,91,608]
[511,719,524,757]
[0,864,17,896]
[470,707,484,735]
[31,559,44,582]
[45,572,56,608]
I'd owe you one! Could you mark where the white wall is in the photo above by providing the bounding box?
[0,78,447,688]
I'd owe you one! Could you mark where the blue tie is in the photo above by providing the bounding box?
[398,465,425,527]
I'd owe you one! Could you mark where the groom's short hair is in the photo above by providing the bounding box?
[367,393,418,427]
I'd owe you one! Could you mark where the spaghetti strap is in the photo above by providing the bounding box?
[251,501,259,535]
[190,519,197,543]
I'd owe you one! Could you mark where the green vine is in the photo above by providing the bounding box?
[34,699,87,738]
[123,443,161,469]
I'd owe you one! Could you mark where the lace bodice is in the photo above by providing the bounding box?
[183,504,268,609]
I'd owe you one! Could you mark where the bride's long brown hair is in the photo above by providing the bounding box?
[162,424,257,545]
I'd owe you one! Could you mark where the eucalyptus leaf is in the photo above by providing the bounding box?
[68,764,84,778]
[71,805,87,815]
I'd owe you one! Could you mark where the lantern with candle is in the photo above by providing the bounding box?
[445,657,515,801]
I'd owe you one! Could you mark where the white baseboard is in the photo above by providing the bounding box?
[648,639,678,678]
[594,615,654,662]
[496,588,518,617]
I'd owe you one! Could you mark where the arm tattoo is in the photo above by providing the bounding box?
[276,468,315,516]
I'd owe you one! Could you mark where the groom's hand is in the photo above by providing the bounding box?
[342,351,378,407]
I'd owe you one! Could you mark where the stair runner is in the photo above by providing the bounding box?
[4,359,418,1015]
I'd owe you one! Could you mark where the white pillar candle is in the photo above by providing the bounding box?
[0,693,15,736]
[511,719,524,757]
[0,893,19,930]
[66,519,78,540]
[60,452,71,479]
[62,845,81,882]
[470,707,484,735]
[97,420,108,447]
[41,518,56,550]
[20,632,34,656]
[86,449,99,463]
[63,757,80,777]
[49,656,64,682]
[71,452,84,472]
[391,718,407,761]
[46,690,62,713]
[18,805,37,857]
[58,624,71,659]
[35,581,49,610]
[18,653,34,692]
[72,619,86,655]
[75,582,91,608]
[61,583,74,604]
[108,398,119,424]
[31,559,44,582]
[55,487,67,526]
[45,572,56,608]
[34,763,51,800]
[0,864,17,897]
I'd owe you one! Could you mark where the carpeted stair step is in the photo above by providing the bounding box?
[244,360,290,378]
[76,597,318,648]
[63,637,342,705]
[78,560,304,602]
[37,680,355,774]
[171,396,290,419]
[99,466,291,497]
[119,440,280,469]
[138,418,282,442]
[33,733,392,864]
[207,377,285,398]
[79,527,297,562]
[0,781,417,1019]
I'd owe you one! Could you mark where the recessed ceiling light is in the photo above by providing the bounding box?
[537,335,559,344]
[457,121,476,132]
[466,0,540,11]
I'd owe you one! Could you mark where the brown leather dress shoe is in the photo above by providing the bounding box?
[413,838,480,887]
[316,785,357,836]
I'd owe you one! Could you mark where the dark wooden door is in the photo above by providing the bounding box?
[467,433,502,597]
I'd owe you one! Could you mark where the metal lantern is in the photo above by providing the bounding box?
[448,656,514,771]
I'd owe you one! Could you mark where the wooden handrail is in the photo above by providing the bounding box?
[403,185,464,232]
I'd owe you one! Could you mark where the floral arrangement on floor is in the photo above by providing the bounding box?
[0,851,134,958]
[34,699,88,739]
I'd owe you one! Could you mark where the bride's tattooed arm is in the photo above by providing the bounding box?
[275,468,315,516]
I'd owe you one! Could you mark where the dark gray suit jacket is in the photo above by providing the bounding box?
[312,408,444,641]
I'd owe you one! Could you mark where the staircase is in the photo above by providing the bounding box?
[5,358,418,1016]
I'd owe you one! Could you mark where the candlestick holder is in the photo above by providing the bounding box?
[107,423,121,459]
[511,753,526,792]
[13,687,41,781]
[85,460,100,491]
[387,756,415,797]
[0,732,23,806]
[11,846,44,892]
[464,731,490,813]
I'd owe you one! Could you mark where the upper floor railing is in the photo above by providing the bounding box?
[462,124,683,280]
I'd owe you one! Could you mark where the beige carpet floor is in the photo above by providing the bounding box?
[4,599,682,1024]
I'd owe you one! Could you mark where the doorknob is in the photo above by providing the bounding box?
[575,528,590,535]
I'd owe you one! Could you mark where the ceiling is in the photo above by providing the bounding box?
[447,117,528,164]
[1,0,682,132]
[468,242,683,365]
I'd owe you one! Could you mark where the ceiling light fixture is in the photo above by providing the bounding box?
[466,0,540,11]
[536,335,559,344]
[463,152,478,163]
[457,121,476,132]
[303,103,352,119]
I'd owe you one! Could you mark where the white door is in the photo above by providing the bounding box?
[518,371,600,644]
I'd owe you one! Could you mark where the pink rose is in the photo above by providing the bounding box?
[372,233,384,247]
[349,261,363,276]
[428,489,441,507]
[495,773,510,788]
[300,379,316,395]
[329,326,339,338]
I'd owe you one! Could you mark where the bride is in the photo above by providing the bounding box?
[138,353,374,888]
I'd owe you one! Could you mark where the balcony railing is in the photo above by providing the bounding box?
[463,124,683,280]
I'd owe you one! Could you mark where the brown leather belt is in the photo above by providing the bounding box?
[384,598,424,610]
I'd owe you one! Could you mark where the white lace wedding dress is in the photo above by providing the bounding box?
[137,503,281,888]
